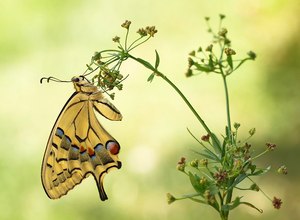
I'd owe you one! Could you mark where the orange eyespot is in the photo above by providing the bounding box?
[106,141,120,155]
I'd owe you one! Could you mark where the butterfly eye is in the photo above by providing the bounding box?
[73,77,80,82]
[106,141,120,155]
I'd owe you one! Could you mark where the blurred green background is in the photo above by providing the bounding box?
[0,0,299,219]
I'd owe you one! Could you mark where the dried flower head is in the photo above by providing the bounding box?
[201,134,210,142]
[224,47,236,56]
[214,169,228,184]
[177,157,186,165]
[145,26,158,37]
[137,28,147,37]
[112,36,120,43]
[266,142,276,151]
[218,28,228,37]
[177,157,186,172]
[272,197,282,209]
[121,20,131,29]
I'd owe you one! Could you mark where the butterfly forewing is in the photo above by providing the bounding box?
[42,77,122,201]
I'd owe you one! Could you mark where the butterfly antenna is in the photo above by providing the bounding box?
[40,76,71,84]
[82,66,100,77]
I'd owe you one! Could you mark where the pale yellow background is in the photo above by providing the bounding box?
[0,0,299,219]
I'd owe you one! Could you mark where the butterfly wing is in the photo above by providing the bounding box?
[41,91,122,201]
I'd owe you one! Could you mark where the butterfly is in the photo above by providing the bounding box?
[41,75,122,201]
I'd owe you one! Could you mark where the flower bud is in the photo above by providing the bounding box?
[166,193,176,204]
[249,128,256,136]
[247,51,257,60]
[233,122,241,129]
[277,165,288,175]
[190,159,199,168]
[206,44,213,52]
[250,183,259,191]
[199,177,207,185]
[199,158,208,167]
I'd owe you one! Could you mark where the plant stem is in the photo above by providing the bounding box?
[220,69,233,220]
[221,74,233,144]
[128,54,220,147]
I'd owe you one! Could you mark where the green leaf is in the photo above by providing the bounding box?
[208,55,214,69]
[210,133,222,155]
[195,149,220,162]
[135,57,154,70]
[222,197,242,211]
[227,54,233,69]
[193,62,213,72]
[249,164,256,174]
[147,73,155,82]
[229,173,248,190]
[188,172,206,194]
[240,202,263,213]
[252,166,271,176]
[155,50,160,69]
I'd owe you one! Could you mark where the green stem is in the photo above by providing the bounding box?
[220,70,233,220]
[128,54,219,145]
[221,74,233,144]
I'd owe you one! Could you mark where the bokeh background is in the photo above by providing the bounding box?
[0,0,299,219]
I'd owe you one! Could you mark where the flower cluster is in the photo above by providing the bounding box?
[185,15,256,78]
[84,20,157,99]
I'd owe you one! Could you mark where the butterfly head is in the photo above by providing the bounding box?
[71,76,94,92]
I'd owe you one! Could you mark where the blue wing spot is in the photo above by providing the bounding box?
[90,154,96,160]
[94,144,103,152]
[65,135,72,145]
[71,145,80,152]
[56,127,64,138]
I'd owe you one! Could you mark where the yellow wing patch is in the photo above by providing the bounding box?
[41,76,122,201]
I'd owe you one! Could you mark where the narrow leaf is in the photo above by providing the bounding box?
[222,197,241,211]
[252,166,271,176]
[210,133,222,155]
[188,172,209,195]
[227,55,233,69]
[135,57,154,69]
[193,151,219,162]
[229,173,248,190]
[155,50,160,69]
[193,62,213,72]
[147,73,155,82]
[240,202,263,213]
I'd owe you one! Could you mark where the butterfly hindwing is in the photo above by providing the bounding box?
[42,77,122,201]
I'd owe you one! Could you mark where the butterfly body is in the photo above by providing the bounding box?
[41,76,122,201]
